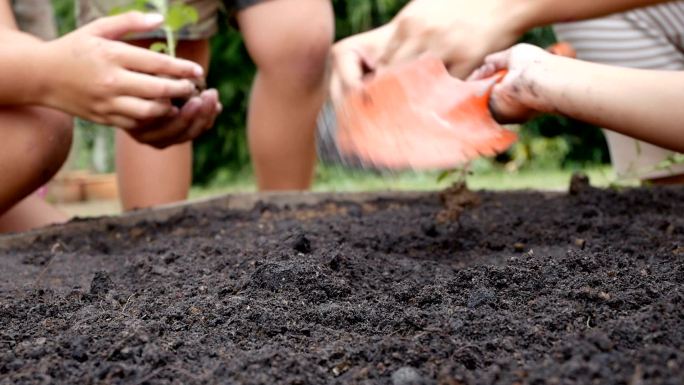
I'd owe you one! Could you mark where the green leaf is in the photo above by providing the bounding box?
[165,2,199,32]
[149,42,168,53]
[437,170,455,183]
[108,0,150,15]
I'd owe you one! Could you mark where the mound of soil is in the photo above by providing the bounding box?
[1,184,682,385]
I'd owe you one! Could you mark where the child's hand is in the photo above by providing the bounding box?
[125,89,221,149]
[330,0,520,103]
[468,44,553,123]
[379,0,519,78]
[330,25,394,105]
[38,12,205,128]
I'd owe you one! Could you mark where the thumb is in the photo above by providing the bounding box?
[466,49,511,81]
[84,12,164,40]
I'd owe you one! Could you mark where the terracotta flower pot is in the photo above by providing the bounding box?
[83,174,118,201]
[47,171,118,203]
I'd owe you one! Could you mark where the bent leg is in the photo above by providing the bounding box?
[237,0,334,190]
[0,195,68,233]
[0,107,73,232]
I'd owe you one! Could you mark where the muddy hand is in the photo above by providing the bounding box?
[125,89,222,149]
[38,12,205,127]
[468,43,576,124]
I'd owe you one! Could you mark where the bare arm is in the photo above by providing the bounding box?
[0,0,17,28]
[471,44,684,153]
[0,12,221,149]
[515,0,673,31]
[331,0,675,103]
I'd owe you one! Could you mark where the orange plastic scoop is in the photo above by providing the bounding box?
[326,43,576,171]
[335,55,514,170]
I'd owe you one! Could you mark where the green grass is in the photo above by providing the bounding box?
[57,165,623,218]
[189,165,622,200]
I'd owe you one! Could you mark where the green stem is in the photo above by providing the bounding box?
[149,0,175,57]
[164,26,176,57]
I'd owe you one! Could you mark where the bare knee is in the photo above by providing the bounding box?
[248,23,333,92]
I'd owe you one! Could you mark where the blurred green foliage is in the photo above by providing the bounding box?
[51,0,608,184]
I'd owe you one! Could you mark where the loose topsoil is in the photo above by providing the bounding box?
[1,182,683,385]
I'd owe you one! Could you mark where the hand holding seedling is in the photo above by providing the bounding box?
[37,12,207,137]
[125,88,220,149]
[101,1,221,148]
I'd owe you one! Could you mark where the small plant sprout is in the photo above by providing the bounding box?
[110,0,199,58]
[436,165,471,185]
[655,153,684,174]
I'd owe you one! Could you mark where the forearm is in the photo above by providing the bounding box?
[0,36,50,105]
[524,56,684,153]
[0,0,17,28]
[509,0,672,33]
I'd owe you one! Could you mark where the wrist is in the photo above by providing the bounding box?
[26,41,60,108]
[515,54,561,114]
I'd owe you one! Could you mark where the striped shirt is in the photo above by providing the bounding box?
[554,1,684,179]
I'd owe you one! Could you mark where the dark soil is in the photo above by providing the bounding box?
[171,78,206,108]
[1,184,683,385]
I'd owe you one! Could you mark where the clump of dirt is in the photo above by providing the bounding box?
[569,172,592,195]
[88,271,113,297]
[0,186,683,385]
[171,77,207,108]
[436,180,481,223]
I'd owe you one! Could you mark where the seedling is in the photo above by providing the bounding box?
[111,1,202,106]
[436,167,469,184]
[110,0,199,58]
[655,153,684,174]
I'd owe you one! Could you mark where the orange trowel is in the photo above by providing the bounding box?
[316,43,575,170]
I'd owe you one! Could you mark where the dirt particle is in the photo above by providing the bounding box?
[665,224,675,236]
[569,173,591,195]
[332,362,351,377]
[513,242,526,253]
[162,252,181,264]
[437,181,481,223]
[575,238,586,249]
[328,254,342,271]
[69,336,89,363]
[89,271,113,297]
[391,366,426,385]
[71,347,88,363]
[151,265,178,278]
[467,287,496,308]
[422,223,439,238]
[292,234,312,254]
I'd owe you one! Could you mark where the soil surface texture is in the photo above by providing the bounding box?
[1,183,683,385]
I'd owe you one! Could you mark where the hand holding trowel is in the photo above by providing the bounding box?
[317,43,575,170]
